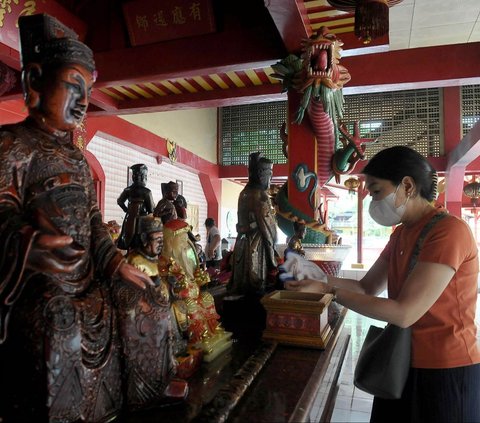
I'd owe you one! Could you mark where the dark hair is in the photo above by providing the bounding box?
[362,146,437,202]
[205,217,215,228]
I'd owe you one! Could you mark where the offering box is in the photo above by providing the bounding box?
[261,290,334,349]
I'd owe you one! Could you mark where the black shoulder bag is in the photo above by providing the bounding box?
[353,212,448,399]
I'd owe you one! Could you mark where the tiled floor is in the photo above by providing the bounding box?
[330,311,379,423]
[330,297,480,423]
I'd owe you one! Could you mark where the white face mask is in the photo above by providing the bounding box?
[369,185,409,226]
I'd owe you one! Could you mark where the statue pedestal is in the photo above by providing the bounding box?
[199,330,233,362]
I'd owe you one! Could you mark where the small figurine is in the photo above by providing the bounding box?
[228,152,279,296]
[106,219,121,243]
[117,163,155,250]
[154,181,179,224]
[285,221,306,259]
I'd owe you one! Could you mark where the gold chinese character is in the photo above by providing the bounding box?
[190,2,201,21]
[136,14,149,31]
[16,1,36,28]
[171,6,185,25]
[153,10,167,26]
[0,0,19,28]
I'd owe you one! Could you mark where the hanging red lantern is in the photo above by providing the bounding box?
[463,179,480,207]
[327,0,404,44]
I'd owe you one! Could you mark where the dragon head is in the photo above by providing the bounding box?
[298,26,351,94]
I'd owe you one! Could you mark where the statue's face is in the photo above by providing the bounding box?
[165,183,178,201]
[144,231,163,256]
[36,63,94,132]
[258,164,273,190]
[132,169,147,186]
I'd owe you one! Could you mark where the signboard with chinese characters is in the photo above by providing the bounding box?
[0,0,86,50]
[122,0,215,46]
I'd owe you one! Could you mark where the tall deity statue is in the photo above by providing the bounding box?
[0,14,153,422]
[228,152,278,297]
[117,163,155,250]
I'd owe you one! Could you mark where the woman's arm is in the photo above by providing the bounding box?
[328,255,389,295]
[287,260,454,327]
[286,255,389,296]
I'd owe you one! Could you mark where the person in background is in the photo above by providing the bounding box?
[205,217,222,269]
[286,146,480,423]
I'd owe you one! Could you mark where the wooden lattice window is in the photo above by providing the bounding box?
[220,101,288,165]
[342,88,443,159]
[461,85,480,136]
[219,88,443,165]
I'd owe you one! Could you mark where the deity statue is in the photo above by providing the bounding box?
[0,14,153,422]
[285,221,306,258]
[116,163,155,250]
[174,194,188,220]
[228,152,279,297]
[161,219,232,362]
[117,215,188,409]
[153,180,178,224]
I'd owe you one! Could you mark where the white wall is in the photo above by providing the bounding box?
[120,108,217,163]
[87,134,209,243]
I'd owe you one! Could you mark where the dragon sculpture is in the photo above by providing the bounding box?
[271,25,376,187]
[271,26,375,242]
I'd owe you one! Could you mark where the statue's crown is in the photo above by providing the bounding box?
[19,14,95,73]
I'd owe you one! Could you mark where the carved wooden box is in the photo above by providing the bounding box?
[261,290,334,349]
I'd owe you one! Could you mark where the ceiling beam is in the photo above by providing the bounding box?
[342,42,480,94]
[265,0,312,53]
[88,84,287,116]
[93,26,287,88]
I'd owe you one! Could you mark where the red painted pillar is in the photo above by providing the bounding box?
[199,173,221,225]
[287,91,318,219]
[443,87,463,218]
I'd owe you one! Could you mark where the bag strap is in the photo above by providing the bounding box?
[407,212,448,274]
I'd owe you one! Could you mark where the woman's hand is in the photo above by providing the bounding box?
[285,279,332,295]
[117,262,155,290]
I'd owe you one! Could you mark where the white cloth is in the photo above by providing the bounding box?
[279,251,327,282]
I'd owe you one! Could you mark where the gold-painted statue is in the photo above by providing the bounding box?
[161,218,232,362]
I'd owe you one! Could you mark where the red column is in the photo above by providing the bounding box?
[287,91,318,219]
[443,87,463,217]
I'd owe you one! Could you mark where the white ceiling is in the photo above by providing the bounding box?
[389,0,480,50]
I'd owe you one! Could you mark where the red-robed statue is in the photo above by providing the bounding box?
[0,14,154,422]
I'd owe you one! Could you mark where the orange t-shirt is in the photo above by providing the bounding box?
[381,207,480,368]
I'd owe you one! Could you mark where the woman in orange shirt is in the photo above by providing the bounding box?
[286,146,480,422]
